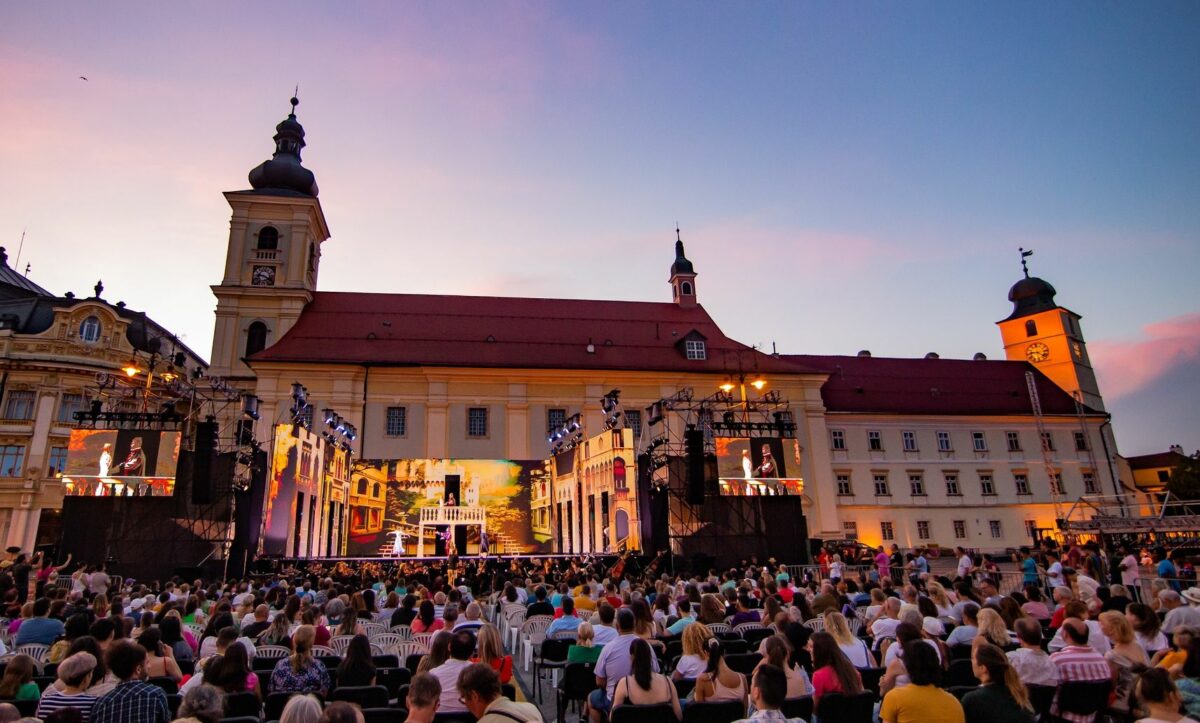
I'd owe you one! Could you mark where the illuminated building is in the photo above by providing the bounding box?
[209,102,1128,553]
[0,256,206,549]
[1123,446,1190,497]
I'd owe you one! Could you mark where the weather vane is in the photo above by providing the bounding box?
[1019,247,1034,278]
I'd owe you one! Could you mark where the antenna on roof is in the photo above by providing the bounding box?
[24,263,31,277]
[14,229,26,270]
[676,223,681,243]
[1019,247,1034,278]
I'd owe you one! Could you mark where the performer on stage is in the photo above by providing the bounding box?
[389,529,407,556]
[98,443,113,476]
[479,529,490,556]
[446,493,457,507]
[441,527,457,556]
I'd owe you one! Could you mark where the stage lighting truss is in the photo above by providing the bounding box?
[601,389,623,430]
[546,412,585,455]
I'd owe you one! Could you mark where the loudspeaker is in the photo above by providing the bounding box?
[192,420,217,505]
[685,427,705,505]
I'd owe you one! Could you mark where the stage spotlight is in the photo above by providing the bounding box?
[647,402,663,425]
[290,381,304,398]
[323,408,335,426]
[123,357,140,377]
[723,410,736,425]
[242,394,261,421]
[752,378,767,390]
[719,382,735,392]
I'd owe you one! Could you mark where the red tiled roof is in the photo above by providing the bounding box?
[1124,451,1188,470]
[250,292,820,375]
[783,354,1098,416]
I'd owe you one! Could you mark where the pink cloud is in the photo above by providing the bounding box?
[1090,312,1200,400]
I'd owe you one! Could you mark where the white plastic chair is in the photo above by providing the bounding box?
[519,615,553,672]
[256,645,290,659]
[329,635,356,655]
[389,625,413,641]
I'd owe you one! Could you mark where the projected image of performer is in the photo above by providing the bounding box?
[121,437,148,496]
[441,527,457,557]
[479,529,490,556]
[446,493,457,507]
[389,530,407,556]
[98,443,113,476]
[755,443,777,478]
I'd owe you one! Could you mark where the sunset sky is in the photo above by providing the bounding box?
[2,2,1197,455]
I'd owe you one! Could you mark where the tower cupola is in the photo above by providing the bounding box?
[248,96,319,197]
[669,227,698,308]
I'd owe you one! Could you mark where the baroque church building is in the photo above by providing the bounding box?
[212,102,1123,554]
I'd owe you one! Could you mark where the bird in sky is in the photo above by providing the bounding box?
[79,76,88,81]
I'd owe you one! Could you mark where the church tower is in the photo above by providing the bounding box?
[997,252,1104,411]
[669,228,698,308]
[209,97,331,381]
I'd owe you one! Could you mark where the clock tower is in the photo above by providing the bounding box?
[209,97,331,382]
[996,254,1104,411]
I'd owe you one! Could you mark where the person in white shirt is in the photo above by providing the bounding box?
[1161,590,1200,633]
[955,547,973,580]
[1119,544,1142,602]
[590,604,619,646]
[870,598,902,641]
[1045,551,1065,590]
[1047,601,1111,655]
[1007,618,1059,687]
[431,630,477,714]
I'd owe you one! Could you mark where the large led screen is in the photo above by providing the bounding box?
[345,459,551,557]
[715,437,803,496]
[263,425,326,557]
[60,429,181,496]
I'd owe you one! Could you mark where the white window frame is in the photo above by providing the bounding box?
[3,391,35,420]
[937,431,952,452]
[842,520,858,539]
[1074,431,1089,451]
[880,521,894,541]
[989,520,1003,539]
[684,339,706,360]
[1083,472,1098,495]
[867,430,883,451]
[836,474,853,496]
[79,316,101,343]
[945,473,961,496]
[972,432,988,452]
[909,474,925,496]
[830,429,846,451]
[917,520,931,540]
[980,474,996,496]
[902,431,917,452]
[953,520,966,539]
[1014,473,1031,496]
[0,445,25,477]
[1041,431,1055,452]
[1006,431,1021,452]
[873,474,890,496]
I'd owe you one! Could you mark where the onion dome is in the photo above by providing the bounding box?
[247,96,319,197]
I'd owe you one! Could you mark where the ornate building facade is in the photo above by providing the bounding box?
[0,254,206,551]
[211,102,1126,554]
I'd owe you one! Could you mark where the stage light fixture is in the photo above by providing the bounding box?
[752,378,767,390]
[241,393,261,421]
[719,382,735,392]
[123,358,140,377]
[323,408,335,426]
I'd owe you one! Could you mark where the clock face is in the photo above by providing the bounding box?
[252,265,276,287]
[1025,342,1050,363]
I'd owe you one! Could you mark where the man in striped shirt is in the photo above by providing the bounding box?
[1048,620,1112,723]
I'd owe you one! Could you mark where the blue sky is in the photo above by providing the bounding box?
[1,2,1197,454]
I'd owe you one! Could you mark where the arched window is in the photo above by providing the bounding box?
[613,458,627,489]
[681,281,693,296]
[79,316,101,343]
[373,482,381,499]
[257,226,279,250]
[245,321,267,357]
[357,478,368,495]
[1025,320,1038,337]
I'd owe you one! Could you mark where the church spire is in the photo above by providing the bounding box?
[669,226,697,307]
[247,95,319,197]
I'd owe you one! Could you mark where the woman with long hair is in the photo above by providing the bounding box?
[880,622,938,694]
[0,654,40,701]
[698,594,727,625]
[693,639,746,704]
[976,609,1014,649]
[334,610,363,638]
[824,611,874,668]
[630,599,656,639]
[1100,610,1148,716]
[755,634,810,698]
[336,634,377,687]
[260,612,294,648]
[1127,603,1168,655]
[809,632,863,707]
[674,622,714,680]
[416,631,452,674]
[997,597,1027,631]
[378,591,401,622]
[412,600,443,633]
[473,623,513,683]
[136,628,183,681]
[926,582,954,618]
[392,594,419,627]
[301,608,330,647]
[918,597,947,637]
[204,639,260,698]
[762,596,782,627]
[269,625,331,695]
[961,643,1033,722]
[611,639,681,720]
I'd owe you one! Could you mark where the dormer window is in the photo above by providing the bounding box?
[685,339,706,360]
[79,316,101,343]
[257,226,279,250]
